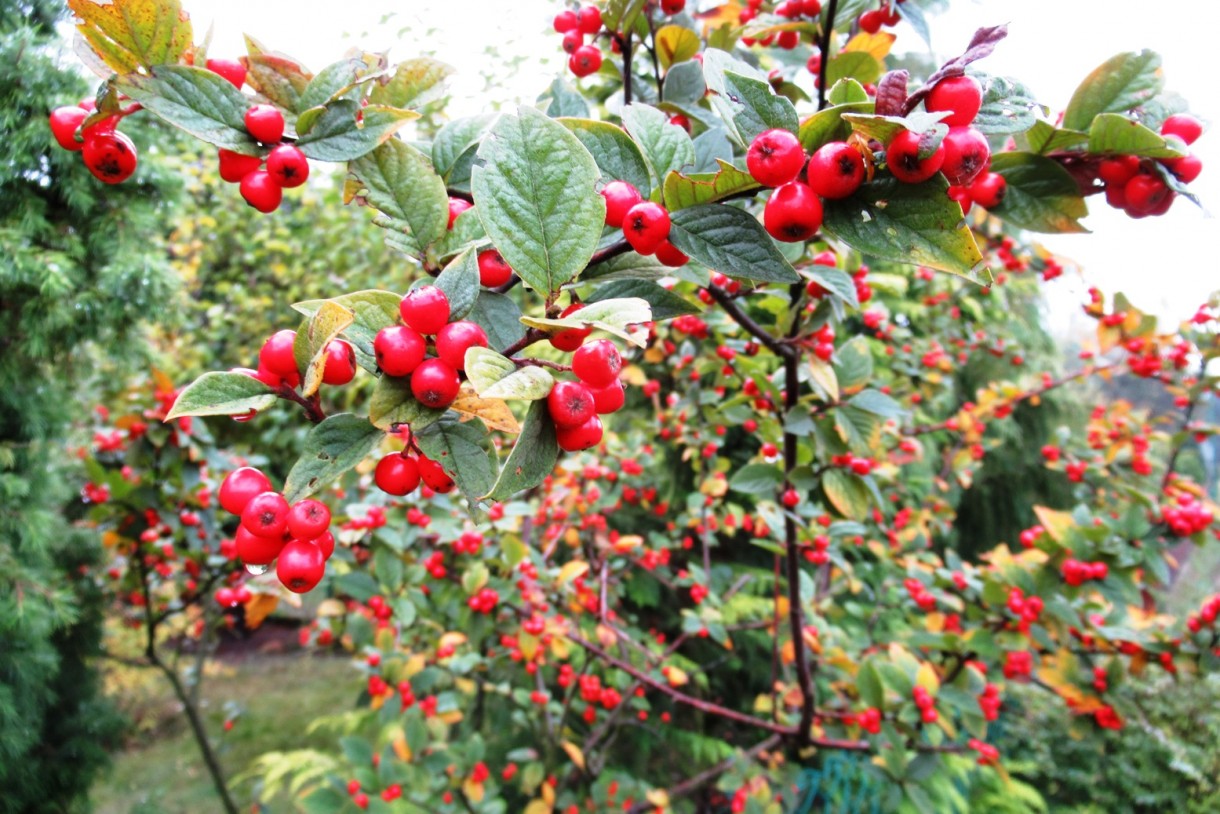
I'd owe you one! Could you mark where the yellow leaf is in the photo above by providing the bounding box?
[68,0,193,75]
[451,386,521,434]
[694,1,744,36]
[655,25,701,69]
[439,631,468,651]
[611,534,643,553]
[561,740,586,771]
[700,476,728,498]
[557,560,589,587]
[243,593,278,630]
[1033,505,1075,543]
[520,632,540,661]
[438,709,464,724]
[392,734,411,762]
[541,779,556,806]
[647,789,671,807]
[915,662,940,694]
[463,778,485,803]
[667,666,689,687]
[524,800,552,814]
[808,357,840,402]
[844,31,897,60]
[316,598,347,617]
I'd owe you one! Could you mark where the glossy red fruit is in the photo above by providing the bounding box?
[436,321,489,371]
[49,106,88,151]
[764,182,823,242]
[968,171,1007,209]
[287,499,331,540]
[556,415,604,452]
[1124,173,1170,216]
[661,0,686,14]
[806,141,865,199]
[655,240,689,267]
[601,180,643,228]
[277,539,326,593]
[886,129,945,183]
[448,197,472,228]
[940,127,990,186]
[266,145,309,188]
[548,380,596,429]
[322,339,357,385]
[218,148,262,183]
[1161,114,1203,145]
[206,58,247,88]
[1097,155,1140,186]
[418,455,456,492]
[259,329,299,378]
[235,525,285,566]
[400,286,451,335]
[241,491,290,539]
[572,339,623,388]
[858,8,884,33]
[411,358,461,408]
[244,104,285,143]
[374,326,426,376]
[240,170,283,212]
[313,531,336,561]
[589,380,626,414]
[925,75,983,127]
[622,202,671,255]
[83,131,138,184]
[550,303,592,351]
[255,361,299,390]
[562,30,584,54]
[746,128,806,187]
[553,9,578,31]
[1163,154,1202,184]
[215,587,237,607]
[219,467,273,515]
[577,5,602,34]
[569,44,602,78]
[375,453,421,496]
[477,249,513,287]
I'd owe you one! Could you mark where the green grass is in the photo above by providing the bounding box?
[91,651,361,814]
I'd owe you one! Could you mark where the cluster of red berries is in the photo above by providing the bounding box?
[977,683,1001,721]
[1185,595,1220,633]
[1098,114,1204,218]
[903,577,936,611]
[214,583,254,608]
[851,706,883,734]
[244,329,356,397]
[545,337,626,451]
[829,453,875,475]
[744,128,839,242]
[1002,649,1033,680]
[1094,704,1123,730]
[1006,587,1043,630]
[967,738,1000,765]
[374,285,488,411]
[552,4,604,78]
[219,466,335,593]
[48,98,139,184]
[468,586,500,614]
[911,686,938,724]
[374,448,455,497]
[740,0,823,49]
[1091,665,1108,693]
[1162,493,1214,537]
[1017,524,1046,549]
[601,180,687,265]
[1061,557,1108,586]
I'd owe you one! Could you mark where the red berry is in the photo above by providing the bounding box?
[448,197,472,228]
[48,106,88,151]
[589,380,626,414]
[277,539,326,593]
[806,141,865,199]
[622,202,671,255]
[419,455,455,492]
[287,499,331,540]
[374,326,426,377]
[553,9,578,32]
[968,172,1006,209]
[655,240,689,267]
[375,454,421,496]
[235,525,285,566]
[1124,173,1170,216]
[206,58,247,89]
[314,531,336,560]
[241,491,290,539]
[925,75,983,128]
[435,321,489,371]
[266,145,309,188]
[601,181,643,228]
[322,340,357,385]
[562,30,584,54]
[577,5,602,34]
[569,45,602,78]
[1163,153,1202,184]
[940,126,990,186]
[550,303,592,351]
[747,128,806,187]
[218,148,262,183]
[411,358,461,408]
[82,131,138,184]
[1161,114,1203,145]
[400,286,451,335]
[219,467,273,515]
[556,415,604,452]
[259,330,299,378]
[240,170,283,213]
[886,129,945,184]
[572,339,622,388]
[244,104,285,143]
[859,8,884,33]
[661,0,686,14]
[764,182,823,242]
[215,587,236,607]
[1097,155,1140,186]
[548,381,596,429]
[477,249,513,287]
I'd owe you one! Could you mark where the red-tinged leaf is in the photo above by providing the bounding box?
[875,70,909,117]
[905,25,1008,114]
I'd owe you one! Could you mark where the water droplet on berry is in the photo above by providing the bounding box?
[245,563,268,576]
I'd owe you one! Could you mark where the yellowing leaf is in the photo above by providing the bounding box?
[915,662,940,694]
[844,32,897,61]
[243,593,278,630]
[316,598,347,617]
[667,666,689,687]
[557,560,589,587]
[695,1,744,36]
[439,631,468,651]
[700,476,728,498]
[68,0,193,76]
[524,801,552,814]
[392,734,412,762]
[463,778,485,803]
[438,709,464,724]
[1033,505,1075,543]
[450,388,522,434]
[519,632,540,661]
[647,789,671,807]
[561,740,586,771]
[655,25,701,70]
[808,357,840,402]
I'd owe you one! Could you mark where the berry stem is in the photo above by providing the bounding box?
[277,384,327,424]
[816,0,840,111]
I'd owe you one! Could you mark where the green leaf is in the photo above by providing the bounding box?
[721,70,799,143]
[351,138,449,255]
[833,336,873,395]
[1063,50,1164,132]
[849,388,905,419]
[462,562,490,595]
[1023,120,1089,155]
[857,660,884,708]
[974,75,1038,136]
[300,787,349,814]
[299,58,365,111]
[68,0,192,75]
[835,404,883,454]
[655,25,701,70]
[827,52,883,87]
[621,103,696,190]
[433,114,496,179]
[293,290,401,374]
[584,279,699,320]
[415,418,497,515]
[284,414,384,502]
[296,101,418,162]
[541,77,589,118]
[807,267,860,308]
[559,118,653,197]
[165,372,277,420]
[483,401,558,502]
[433,248,481,321]
[729,463,783,495]
[604,0,648,33]
[662,159,761,211]
[367,375,445,432]
[293,301,355,398]
[667,205,800,284]
[471,107,605,295]
[521,297,652,347]
[828,79,870,105]
[822,468,871,520]
[821,177,987,282]
[369,57,454,109]
[988,152,1089,234]
[798,102,873,152]
[469,292,525,352]
[465,347,554,401]
[243,36,311,113]
[842,110,949,151]
[1087,113,1184,159]
[114,65,258,154]
[583,251,670,283]
[663,60,707,105]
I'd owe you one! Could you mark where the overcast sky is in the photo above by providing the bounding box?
[172,0,1217,334]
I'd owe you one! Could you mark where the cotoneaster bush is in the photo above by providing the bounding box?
[53,0,1218,812]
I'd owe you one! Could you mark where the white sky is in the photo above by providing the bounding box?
[193,0,1215,333]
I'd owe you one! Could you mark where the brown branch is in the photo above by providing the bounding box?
[276,385,326,424]
[706,285,792,358]
[816,0,840,111]
[626,734,783,814]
